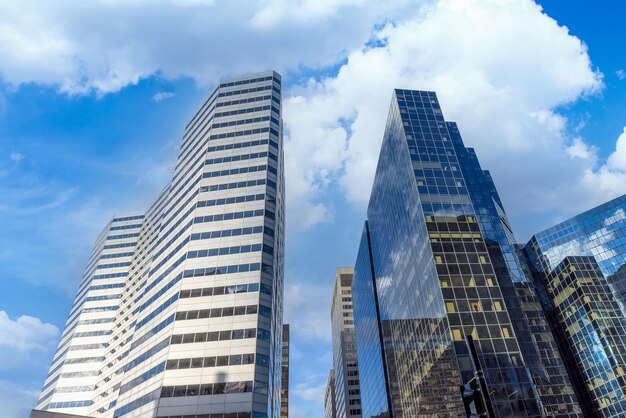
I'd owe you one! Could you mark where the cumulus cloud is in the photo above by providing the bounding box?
[0,0,417,95]
[281,0,626,235]
[152,91,175,102]
[0,311,59,378]
[617,69,626,80]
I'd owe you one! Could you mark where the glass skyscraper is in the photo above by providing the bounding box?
[524,196,626,417]
[352,89,581,417]
[33,71,285,418]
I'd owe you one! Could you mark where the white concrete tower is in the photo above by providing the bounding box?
[34,71,285,418]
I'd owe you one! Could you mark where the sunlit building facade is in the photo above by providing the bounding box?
[330,268,362,418]
[34,70,285,418]
[524,198,626,417]
[351,89,582,417]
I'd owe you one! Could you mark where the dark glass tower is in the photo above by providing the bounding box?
[352,89,582,417]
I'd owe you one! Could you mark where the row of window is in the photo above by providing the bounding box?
[89,282,125,291]
[190,225,264,241]
[77,317,115,325]
[96,261,131,270]
[214,105,276,119]
[212,116,270,130]
[124,338,170,372]
[204,151,275,166]
[174,304,258,321]
[193,209,264,225]
[85,294,121,302]
[186,243,263,259]
[119,361,165,395]
[64,356,105,365]
[209,127,270,141]
[202,164,267,179]
[217,84,272,98]
[68,343,108,351]
[74,330,111,338]
[54,384,95,393]
[199,178,267,194]
[206,138,277,154]
[99,251,134,260]
[106,232,139,241]
[60,370,99,378]
[130,314,174,351]
[83,305,118,313]
[135,293,179,330]
[92,272,128,280]
[103,241,136,250]
[160,381,253,398]
[109,223,142,231]
[219,75,277,88]
[214,93,276,108]
[48,400,92,409]
[165,353,255,370]
[113,388,159,418]
[171,328,257,345]
[112,214,144,222]
[179,282,269,299]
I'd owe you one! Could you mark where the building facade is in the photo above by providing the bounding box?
[330,268,362,418]
[281,324,289,418]
[325,370,337,418]
[524,199,626,417]
[35,71,285,418]
[351,89,581,417]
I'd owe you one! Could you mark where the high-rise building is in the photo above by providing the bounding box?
[351,89,581,417]
[325,370,337,418]
[330,268,362,418]
[34,71,285,418]
[281,324,289,418]
[524,195,626,312]
[524,198,626,417]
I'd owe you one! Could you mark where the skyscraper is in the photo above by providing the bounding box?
[330,268,362,418]
[281,324,289,418]
[325,370,338,418]
[34,70,285,418]
[524,197,626,417]
[524,195,626,312]
[351,89,581,417]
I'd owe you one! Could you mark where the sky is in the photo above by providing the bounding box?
[0,0,625,417]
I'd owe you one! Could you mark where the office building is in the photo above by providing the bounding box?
[34,71,285,418]
[330,268,362,418]
[281,324,289,418]
[524,199,626,417]
[325,370,337,418]
[524,195,626,311]
[351,89,581,417]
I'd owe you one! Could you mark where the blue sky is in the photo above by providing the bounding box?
[0,0,625,417]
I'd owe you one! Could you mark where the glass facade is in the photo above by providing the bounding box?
[524,195,626,311]
[524,197,626,417]
[352,89,552,417]
[450,123,581,416]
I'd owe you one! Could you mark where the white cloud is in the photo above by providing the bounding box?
[284,282,331,341]
[0,0,418,95]
[152,91,175,102]
[617,69,626,80]
[293,374,327,402]
[607,127,626,171]
[10,152,24,164]
[0,311,58,352]
[281,0,626,235]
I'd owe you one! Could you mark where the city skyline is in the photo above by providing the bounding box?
[1,1,626,418]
